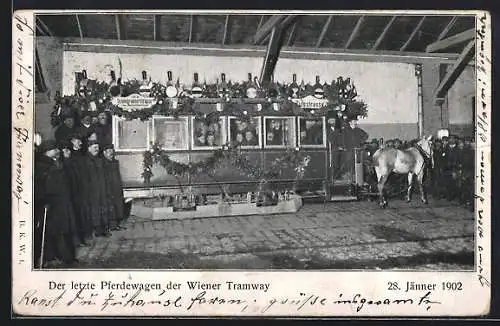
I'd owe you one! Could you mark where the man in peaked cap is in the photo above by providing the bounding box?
[34,139,78,267]
[82,139,111,238]
[102,143,127,231]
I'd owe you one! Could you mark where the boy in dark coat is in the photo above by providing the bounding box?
[102,144,127,230]
[35,140,78,267]
[83,140,112,237]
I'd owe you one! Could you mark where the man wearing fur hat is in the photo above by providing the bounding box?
[102,144,127,231]
[55,112,78,146]
[34,140,78,267]
[77,111,97,141]
[82,140,112,237]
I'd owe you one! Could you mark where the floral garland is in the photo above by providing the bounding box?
[51,75,368,126]
[142,142,310,192]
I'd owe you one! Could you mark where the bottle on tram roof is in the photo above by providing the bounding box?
[76,69,89,96]
[313,75,325,99]
[191,72,203,98]
[166,70,178,98]
[139,70,152,97]
[110,70,117,85]
[109,70,122,97]
[246,72,257,99]
[268,74,278,98]
[219,73,229,98]
[289,73,300,98]
[299,79,306,96]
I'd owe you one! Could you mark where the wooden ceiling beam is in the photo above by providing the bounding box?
[400,16,426,51]
[36,17,53,37]
[253,15,287,44]
[115,15,126,40]
[287,21,298,46]
[344,15,365,49]
[436,16,458,41]
[188,15,195,43]
[426,28,475,53]
[316,15,333,48]
[154,15,161,41]
[433,40,475,104]
[36,23,47,36]
[259,26,286,85]
[75,14,83,40]
[372,16,396,50]
[222,15,231,45]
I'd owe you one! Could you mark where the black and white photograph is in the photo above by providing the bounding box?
[11,9,491,317]
[31,11,479,270]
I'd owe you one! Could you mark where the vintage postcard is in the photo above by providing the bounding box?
[12,9,491,317]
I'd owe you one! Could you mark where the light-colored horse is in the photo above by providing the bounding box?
[372,135,434,208]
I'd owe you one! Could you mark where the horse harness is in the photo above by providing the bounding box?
[414,143,431,165]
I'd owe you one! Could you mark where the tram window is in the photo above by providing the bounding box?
[228,117,262,148]
[191,116,226,149]
[152,116,189,150]
[263,117,296,148]
[113,116,150,152]
[298,117,326,147]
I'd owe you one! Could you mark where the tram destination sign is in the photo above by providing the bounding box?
[111,93,157,111]
[291,95,329,109]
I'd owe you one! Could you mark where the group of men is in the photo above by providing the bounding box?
[34,109,127,268]
[361,134,475,209]
[431,135,475,207]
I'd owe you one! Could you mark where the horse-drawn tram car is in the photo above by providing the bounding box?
[76,71,373,216]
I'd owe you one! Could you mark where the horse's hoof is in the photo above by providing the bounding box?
[422,199,428,204]
[406,198,411,203]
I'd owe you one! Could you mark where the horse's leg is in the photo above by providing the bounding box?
[375,167,389,208]
[406,172,414,202]
[417,169,428,204]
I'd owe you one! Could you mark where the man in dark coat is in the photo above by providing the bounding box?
[76,111,97,141]
[82,140,112,237]
[65,134,93,246]
[431,139,446,199]
[34,140,78,267]
[444,135,460,201]
[95,111,113,150]
[55,113,78,146]
[341,119,368,182]
[326,117,345,180]
[456,138,474,206]
[102,144,127,231]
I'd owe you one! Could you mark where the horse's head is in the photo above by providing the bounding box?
[416,135,434,167]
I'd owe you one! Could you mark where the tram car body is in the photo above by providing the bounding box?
[113,101,366,202]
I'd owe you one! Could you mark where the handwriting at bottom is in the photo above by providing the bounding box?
[17,289,442,313]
